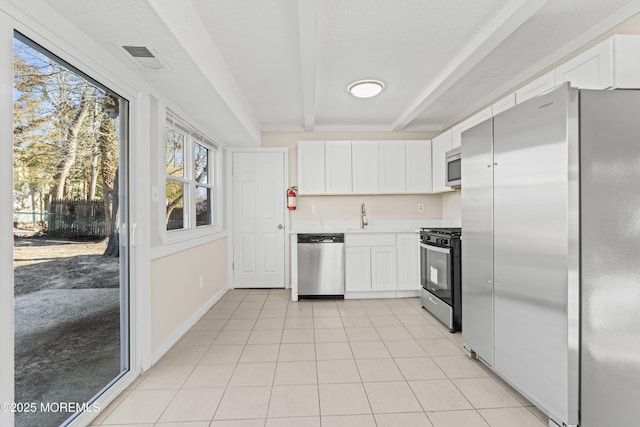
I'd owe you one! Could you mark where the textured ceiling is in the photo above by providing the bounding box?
[7,0,640,145]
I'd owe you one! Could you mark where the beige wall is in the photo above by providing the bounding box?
[442,191,461,220]
[150,238,227,353]
[261,131,450,221]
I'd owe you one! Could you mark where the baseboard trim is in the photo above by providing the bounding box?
[150,286,229,366]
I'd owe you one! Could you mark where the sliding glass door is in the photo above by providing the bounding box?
[12,32,129,427]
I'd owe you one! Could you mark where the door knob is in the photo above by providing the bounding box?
[277,224,283,229]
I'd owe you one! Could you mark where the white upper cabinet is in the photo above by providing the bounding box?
[325,141,352,194]
[492,93,516,116]
[299,139,435,195]
[405,140,432,193]
[379,141,406,193]
[352,141,379,194]
[297,141,325,194]
[555,39,613,90]
[612,35,640,88]
[467,107,493,128]
[450,122,466,150]
[555,35,640,90]
[515,70,556,104]
[452,107,492,148]
[432,130,453,193]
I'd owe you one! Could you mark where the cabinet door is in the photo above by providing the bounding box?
[492,93,516,116]
[613,35,640,88]
[345,247,371,291]
[450,122,467,149]
[460,118,495,365]
[451,108,492,148]
[325,141,352,194]
[554,38,613,90]
[297,141,325,194]
[431,130,453,193]
[396,234,420,291]
[405,140,432,193]
[352,141,379,194]
[515,71,555,104]
[379,141,406,193]
[371,246,397,291]
[467,107,493,129]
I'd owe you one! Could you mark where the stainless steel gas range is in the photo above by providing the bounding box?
[419,227,461,332]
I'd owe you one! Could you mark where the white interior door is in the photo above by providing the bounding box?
[233,151,286,288]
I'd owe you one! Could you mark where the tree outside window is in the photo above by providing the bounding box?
[165,115,217,232]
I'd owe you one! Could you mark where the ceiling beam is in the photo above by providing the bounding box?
[392,0,548,131]
[147,0,261,145]
[297,0,319,131]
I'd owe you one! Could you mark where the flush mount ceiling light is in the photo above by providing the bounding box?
[348,79,385,98]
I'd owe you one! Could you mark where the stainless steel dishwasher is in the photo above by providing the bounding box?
[297,233,345,298]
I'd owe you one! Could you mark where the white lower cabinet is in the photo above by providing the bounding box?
[345,246,372,292]
[371,246,397,291]
[345,233,419,297]
[396,233,420,291]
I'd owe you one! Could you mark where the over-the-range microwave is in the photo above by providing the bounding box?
[445,147,461,189]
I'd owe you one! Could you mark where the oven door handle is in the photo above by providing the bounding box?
[420,243,451,254]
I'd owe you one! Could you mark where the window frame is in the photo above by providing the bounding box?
[164,111,222,239]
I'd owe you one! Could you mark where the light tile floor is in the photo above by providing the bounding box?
[91,289,548,427]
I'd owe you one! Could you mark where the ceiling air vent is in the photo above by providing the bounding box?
[120,44,170,71]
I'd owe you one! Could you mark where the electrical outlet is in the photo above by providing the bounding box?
[199,275,204,288]
[312,204,318,214]
[418,203,424,212]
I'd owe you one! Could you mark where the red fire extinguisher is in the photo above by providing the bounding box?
[287,186,297,211]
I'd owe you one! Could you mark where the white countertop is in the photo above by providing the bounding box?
[290,219,461,234]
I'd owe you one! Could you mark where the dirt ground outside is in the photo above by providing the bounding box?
[14,235,123,427]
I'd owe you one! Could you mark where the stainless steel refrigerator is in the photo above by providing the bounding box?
[461,82,640,427]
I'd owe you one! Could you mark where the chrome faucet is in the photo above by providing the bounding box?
[360,203,368,229]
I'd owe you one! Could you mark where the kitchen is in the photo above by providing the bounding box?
[2,1,640,427]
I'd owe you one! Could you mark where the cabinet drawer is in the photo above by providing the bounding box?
[421,291,453,330]
[346,233,396,247]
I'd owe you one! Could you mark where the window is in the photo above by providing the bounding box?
[165,111,219,232]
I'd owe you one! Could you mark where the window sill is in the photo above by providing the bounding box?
[151,228,228,260]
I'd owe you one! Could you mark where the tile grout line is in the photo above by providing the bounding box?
[101,291,547,426]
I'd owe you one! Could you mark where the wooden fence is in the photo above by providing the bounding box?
[48,199,106,239]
